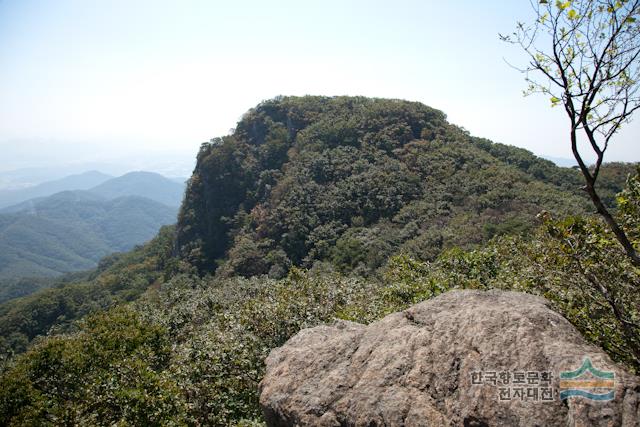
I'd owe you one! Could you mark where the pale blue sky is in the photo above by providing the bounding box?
[0,0,638,175]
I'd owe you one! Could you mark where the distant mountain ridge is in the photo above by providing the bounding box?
[88,171,185,207]
[1,171,186,212]
[542,155,578,167]
[0,171,113,209]
[0,171,186,280]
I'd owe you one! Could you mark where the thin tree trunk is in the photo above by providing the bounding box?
[570,126,640,267]
[584,182,640,267]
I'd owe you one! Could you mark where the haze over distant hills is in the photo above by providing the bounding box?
[87,171,186,207]
[0,171,186,280]
[0,171,113,209]
[0,165,121,191]
[542,155,578,168]
[0,147,197,189]
[0,171,186,210]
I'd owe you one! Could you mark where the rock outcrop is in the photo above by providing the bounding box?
[259,290,640,426]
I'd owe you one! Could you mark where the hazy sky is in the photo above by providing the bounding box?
[1,0,638,176]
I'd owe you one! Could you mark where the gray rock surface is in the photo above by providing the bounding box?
[259,290,640,426]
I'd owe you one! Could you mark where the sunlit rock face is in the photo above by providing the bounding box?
[260,289,640,427]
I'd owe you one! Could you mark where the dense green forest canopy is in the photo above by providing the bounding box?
[177,96,630,277]
[1,192,638,424]
[0,171,185,283]
[0,192,178,280]
[0,96,637,426]
[0,226,177,356]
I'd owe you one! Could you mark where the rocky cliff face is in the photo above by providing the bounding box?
[260,290,640,426]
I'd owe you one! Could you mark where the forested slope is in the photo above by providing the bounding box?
[177,96,599,277]
[0,191,178,279]
[0,96,637,425]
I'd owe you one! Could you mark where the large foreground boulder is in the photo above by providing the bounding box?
[259,290,640,426]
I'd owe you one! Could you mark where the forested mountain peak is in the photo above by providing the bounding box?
[176,96,595,277]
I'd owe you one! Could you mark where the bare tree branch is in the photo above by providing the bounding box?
[502,0,640,266]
